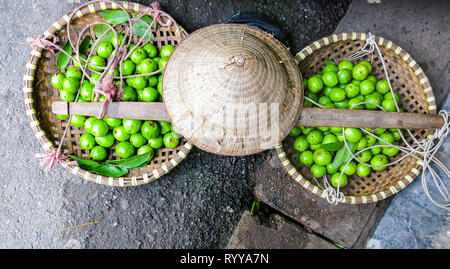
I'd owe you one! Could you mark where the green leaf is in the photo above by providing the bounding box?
[105,151,154,169]
[78,36,91,55]
[329,142,357,170]
[320,142,344,151]
[56,41,72,69]
[93,24,115,43]
[98,10,129,24]
[133,15,158,41]
[70,156,129,177]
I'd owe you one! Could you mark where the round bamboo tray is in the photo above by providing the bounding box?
[276,32,437,204]
[23,1,192,187]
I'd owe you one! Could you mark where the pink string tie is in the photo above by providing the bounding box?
[35,149,78,172]
[26,34,59,55]
[150,2,173,27]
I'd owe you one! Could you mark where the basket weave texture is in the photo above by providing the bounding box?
[23,1,192,187]
[276,32,437,204]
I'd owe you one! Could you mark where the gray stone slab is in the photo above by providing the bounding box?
[227,211,337,249]
[334,0,450,109]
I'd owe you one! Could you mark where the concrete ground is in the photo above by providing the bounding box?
[0,0,350,248]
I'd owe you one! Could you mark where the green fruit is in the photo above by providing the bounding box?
[317,126,329,132]
[148,75,159,87]
[104,117,122,128]
[79,133,96,150]
[323,86,333,97]
[163,132,180,148]
[158,121,172,135]
[345,83,360,98]
[59,89,76,102]
[65,67,82,80]
[90,145,107,161]
[344,128,362,143]
[322,133,338,144]
[360,80,375,95]
[62,77,80,93]
[73,54,87,69]
[356,137,368,151]
[370,146,382,155]
[157,81,163,95]
[338,60,353,71]
[327,163,339,174]
[384,92,400,103]
[378,133,395,145]
[382,99,397,112]
[337,69,352,84]
[139,87,159,102]
[301,127,314,135]
[84,117,97,134]
[340,161,357,176]
[330,127,343,134]
[148,136,164,149]
[51,73,66,89]
[141,120,160,139]
[95,133,115,148]
[391,129,402,140]
[382,146,399,157]
[311,164,327,178]
[88,56,106,72]
[120,59,136,76]
[293,135,309,152]
[370,154,389,171]
[158,56,169,71]
[132,76,147,90]
[91,118,109,137]
[329,88,346,102]
[70,115,86,128]
[356,163,371,177]
[366,75,377,85]
[137,145,154,156]
[123,119,143,134]
[111,34,125,48]
[143,43,158,58]
[357,150,373,163]
[289,127,302,137]
[373,128,387,135]
[160,44,175,57]
[365,94,382,110]
[375,79,389,94]
[313,149,332,166]
[90,73,101,85]
[113,126,131,141]
[80,83,94,101]
[130,47,148,65]
[331,173,348,188]
[307,130,323,145]
[365,135,377,147]
[56,114,70,120]
[129,133,147,148]
[96,41,113,58]
[122,86,137,101]
[322,71,339,87]
[298,150,314,165]
[352,64,369,81]
[115,141,135,159]
[359,60,373,74]
[138,58,158,74]
[322,64,339,73]
[334,99,348,109]
[318,96,332,106]
[307,76,324,93]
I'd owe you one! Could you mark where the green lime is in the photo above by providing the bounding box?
[111,34,125,48]
[80,83,94,101]
[51,73,66,89]
[96,41,113,58]
[95,133,115,148]
[137,145,154,156]
[391,129,402,140]
[382,146,399,157]
[322,64,339,73]
[366,75,377,85]
[338,60,353,71]
[378,133,395,145]
[360,80,375,95]
[355,137,368,151]
[322,133,338,144]
[148,136,164,149]
[331,173,348,188]
[373,128,387,135]
[334,99,348,109]
[340,161,357,176]
[322,71,339,87]
[62,77,80,93]
[70,115,86,128]
[123,119,143,134]
[352,63,369,81]
[357,150,372,163]
[337,69,352,84]
[311,164,327,178]
[382,99,397,112]
[356,163,371,177]
[79,133,96,150]
[384,92,400,103]
[313,149,332,166]
[290,127,302,137]
[158,121,172,135]
[143,43,158,58]
[344,83,360,98]
[56,114,70,120]
[323,86,333,97]
[88,56,106,72]
[138,58,158,74]
[307,130,324,145]
[307,76,324,93]
[115,141,135,159]
[120,59,136,76]
[330,127,343,134]
[83,117,97,134]
[59,89,76,102]
[130,133,147,148]
[370,154,389,171]
[359,60,373,74]
[122,86,137,101]
[130,47,148,65]
[301,127,314,135]
[104,117,122,128]
[344,128,362,143]
[163,132,180,148]
[139,87,159,102]
[141,120,160,139]
[65,67,82,80]
[329,88,346,102]
[90,145,107,161]
[160,44,175,57]
[365,94,382,110]
[113,126,131,141]
[73,54,87,68]
[318,96,332,106]
[327,163,339,174]
[370,145,382,155]
[293,135,310,152]
[148,75,159,87]
[298,150,314,166]
[90,73,101,85]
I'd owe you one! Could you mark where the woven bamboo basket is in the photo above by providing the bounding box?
[23,1,192,187]
[276,32,437,204]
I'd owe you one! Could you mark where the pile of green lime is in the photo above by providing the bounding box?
[290,59,403,188]
[50,37,180,162]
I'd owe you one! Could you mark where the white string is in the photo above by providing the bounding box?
[303,33,450,208]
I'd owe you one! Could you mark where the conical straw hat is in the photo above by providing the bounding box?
[162,24,303,156]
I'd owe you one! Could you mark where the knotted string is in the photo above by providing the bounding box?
[304,33,450,208]
[26,33,59,54]
[35,149,78,172]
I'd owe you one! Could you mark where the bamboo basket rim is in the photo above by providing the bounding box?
[23,1,192,187]
[276,32,437,204]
